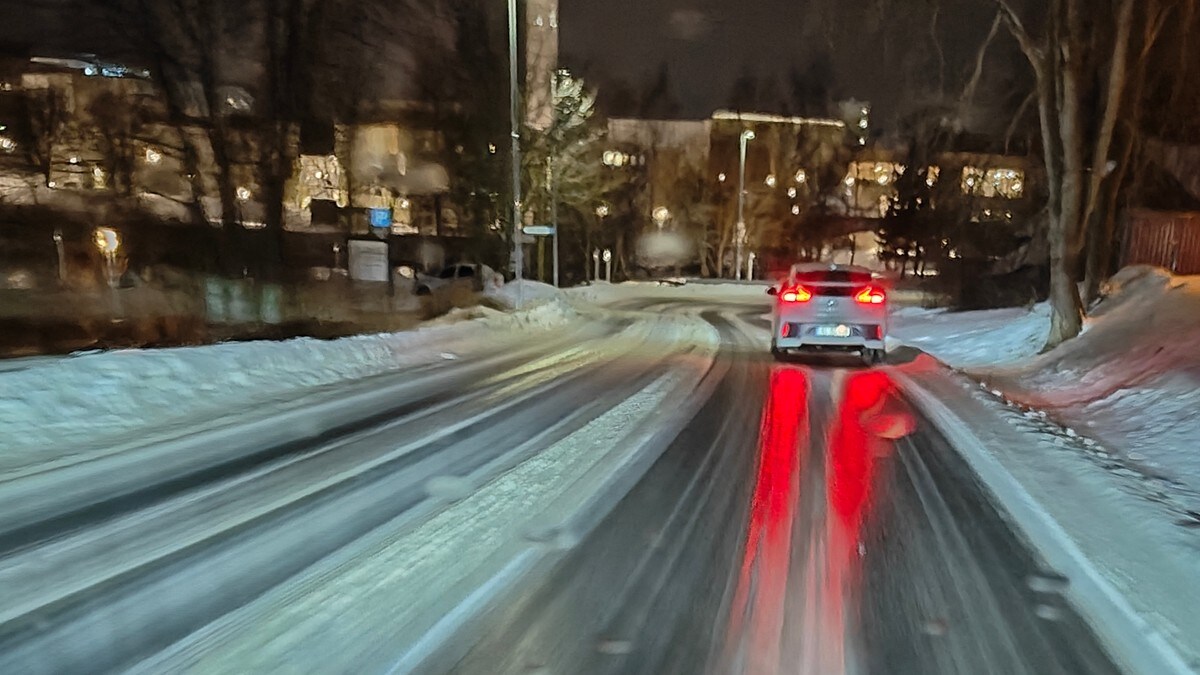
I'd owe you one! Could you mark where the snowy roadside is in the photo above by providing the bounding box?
[890,266,1200,671]
[0,281,576,476]
[893,266,1200,504]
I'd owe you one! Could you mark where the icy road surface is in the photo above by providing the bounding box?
[0,290,1136,674]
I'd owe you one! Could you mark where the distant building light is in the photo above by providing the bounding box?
[488,143,497,154]
[858,118,869,129]
[764,174,777,188]
[794,169,807,184]
[858,137,867,146]
[93,227,120,254]
[236,186,251,201]
[0,136,15,153]
[68,156,79,165]
[595,204,609,218]
[84,65,98,76]
[718,172,727,182]
[398,197,411,210]
[47,180,57,188]
[844,175,855,186]
[145,147,162,164]
[791,205,801,215]
[787,187,797,198]
[711,110,845,129]
[652,206,670,225]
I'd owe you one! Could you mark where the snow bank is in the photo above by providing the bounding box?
[897,265,1200,500]
[890,303,1050,368]
[979,267,1200,498]
[484,279,562,310]
[565,280,767,305]
[0,299,575,475]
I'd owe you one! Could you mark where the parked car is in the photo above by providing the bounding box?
[767,263,888,364]
[413,263,498,296]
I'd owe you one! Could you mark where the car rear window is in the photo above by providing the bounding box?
[792,270,873,283]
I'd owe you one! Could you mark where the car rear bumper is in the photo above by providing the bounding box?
[774,321,885,349]
[775,337,885,351]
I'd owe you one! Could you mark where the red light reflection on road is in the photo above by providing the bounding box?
[722,366,809,675]
[807,369,915,674]
[720,367,916,675]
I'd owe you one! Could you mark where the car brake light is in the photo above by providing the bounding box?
[781,286,812,303]
[855,286,886,304]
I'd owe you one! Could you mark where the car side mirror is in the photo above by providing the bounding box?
[766,286,778,296]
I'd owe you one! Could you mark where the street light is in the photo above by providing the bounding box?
[652,206,670,230]
[93,227,121,288]
[736,129,755,280]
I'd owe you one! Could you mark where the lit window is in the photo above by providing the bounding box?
[848,161,903,186]
[962,166,1025,199]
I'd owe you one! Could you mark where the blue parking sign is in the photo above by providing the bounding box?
[368,207,392,229]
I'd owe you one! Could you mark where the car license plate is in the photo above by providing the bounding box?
[814,324,852,338]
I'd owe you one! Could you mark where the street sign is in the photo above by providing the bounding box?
[368,207,392,229]
[348,239,389,282]
[522,225,556,236]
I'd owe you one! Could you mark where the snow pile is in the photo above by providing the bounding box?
[980,266,1200,498]
[565,280,767,305]
[484,279,563,310]
[890,302,1050,368]
[0,298,576,474]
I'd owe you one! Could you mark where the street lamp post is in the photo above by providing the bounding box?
[735,129,755,280]
[507,0,524,305]
[592,204,608,282]
[52,228,66,284]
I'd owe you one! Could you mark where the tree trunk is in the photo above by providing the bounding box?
[1046,253,1083,348]
[1084,132,1134,303]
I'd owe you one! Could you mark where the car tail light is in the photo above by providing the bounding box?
[855,286,886,304]
[781,286,812,303]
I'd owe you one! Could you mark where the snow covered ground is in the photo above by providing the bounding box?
[891,266,1200,670]
[0,285,578,477]
[893,266,1200,504]
[890,303,1050,367]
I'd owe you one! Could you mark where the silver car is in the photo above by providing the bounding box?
[767,263,888,364]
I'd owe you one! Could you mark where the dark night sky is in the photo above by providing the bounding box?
[561,0,1024,127]
[2,0,1025,131]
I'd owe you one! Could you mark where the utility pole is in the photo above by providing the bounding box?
[735,129,755,280]
[508,0,524,305]
[550,156,559,287]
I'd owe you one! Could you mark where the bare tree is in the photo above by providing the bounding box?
[994,0,1157,347]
